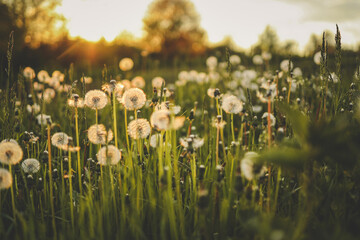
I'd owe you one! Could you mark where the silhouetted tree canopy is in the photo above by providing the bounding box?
[142,0,206,58]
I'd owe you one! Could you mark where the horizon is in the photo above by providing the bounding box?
[57,0,360,52]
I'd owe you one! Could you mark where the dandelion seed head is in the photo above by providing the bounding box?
[21,158,41,174]
[206,56,217,70]
[23,67,35,79]
[26,103,40,114]
[37,70,50,82]
[128,119,151,139]
[313,51,321,65]
[229,55,241,65]
[221,95,243,114]
[131,76,146,89]
[51,132,69,148]
[0,168,12,189]
[85,90,108,110]
[150,110,170,130]
[240,152,266,181]
[36,114,51,126]
[88,124,113,145]
[0,141,23,165]
[96,145,121,165]
[252,55,263,65]
[119,58,134,71]
[121,88,146,110]
[152,77,165,89]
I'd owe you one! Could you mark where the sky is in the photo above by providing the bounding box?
[57,0,360,51]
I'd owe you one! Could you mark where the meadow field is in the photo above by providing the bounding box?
[0,28,360,240]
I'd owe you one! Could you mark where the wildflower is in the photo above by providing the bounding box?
[206,56,217,70]
[67,95,85,108]
[152,77,165,89]
[21,158,41,174]
[96,145,121,165]
[121,88,146,110]
[280,60,293,72]
[0,141,23,165]
[40,88,56,103]
[102,80,124,96]
[261,52,272,61]
[36,114,52,126]
[212,116,226,129]
[121,80,132,90]
[51,132,69,148]
[85,90,108,110]
[252,55,263,65]
[0,168,12,189]
[240,152,266,181]
[313,51,321,65]
[221,95,243,114]
[150,110,170,130]
[157,88,172,98]
[119,58,134,71]
[262,112,276,126]
[26,103,41,114]
[37,70,50,82]
[128,119,151,139]
[57,84,72,93]
[292,67,302,78]
[81,76,93,84]
[150,134,161,148]
[178,71,189,81]
[23,67,35,79]
[171,116,186,130]
[180,135,204,150]
[33,82,44,91]
[230,55,241,65]
[60,145,80,152]
[131,76,146,89]
[88,124,113,145]
[207,88,221,99]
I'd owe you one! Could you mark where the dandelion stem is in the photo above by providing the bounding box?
[112,93,118,148]
[75,107,82,194]
[9,164,16,221]
[68,150,74,227]
[124,109,130,153]
[47,124,56,237]
[231,113,235,142]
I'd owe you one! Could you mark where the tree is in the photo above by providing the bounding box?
[142,0,206,57]
[4,0,66,48]
[254,25,280,54]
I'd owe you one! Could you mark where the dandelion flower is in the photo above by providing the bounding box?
[121,80,132,90]
[37,70,50,82]
[23,67,35,79]
[240,152,266,181]
[85,90,108,110]
[121,88,146,110]
[152,77,165,89]
[252,55,263,65]
[261,52,272,61]
[51,132,69,148]
[128,119,151,139]
[67,97,85,108]
[81,76,93,84]
[280,60,293,72]
[21,158,41,174]
[96,145,121,165]
[212,117,226,129]
[87,124,113,145]
[207,88,221,99]
[262,112,276,126]
[60,145,80,152]
[0,141,23,165]
[171,116,186,130]
[206,56,217,70]
[33,82,44,91]
[119,58,134,71]
[150,134,161,148]
[1,139,18,145]
[313,51,321,65]
[36,114,51,126]
[102,80,124,95]
[0,168,12,189]
[221,95,243,114]
[131,76,146,88]
[26,103,41,114]
[150,110,170,130]
[229,55,241,65]
[41,88,56,103]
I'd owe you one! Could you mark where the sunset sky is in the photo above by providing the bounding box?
[57,0,360,50]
